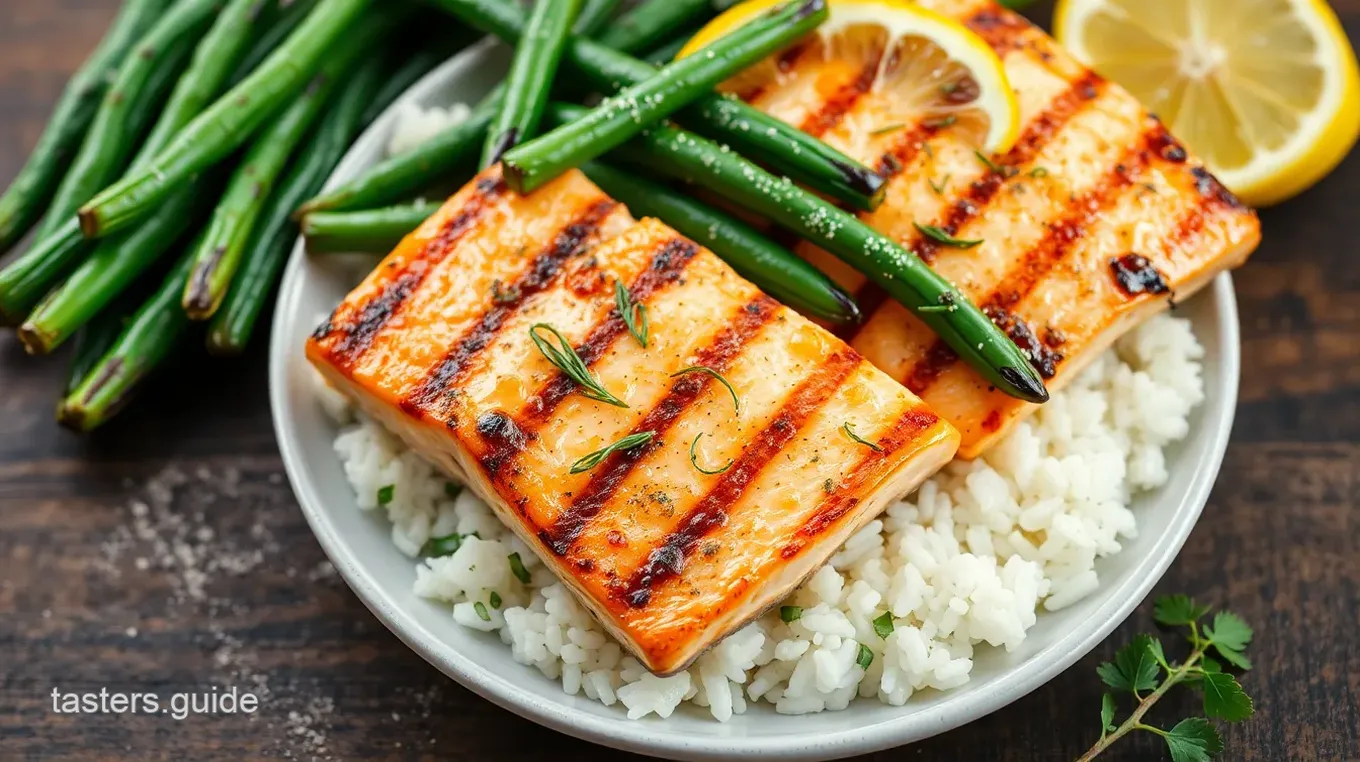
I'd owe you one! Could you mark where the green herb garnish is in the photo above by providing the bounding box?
[780,605,802,623]
[975,149,1017,177]
[915,222,983,249]
[870,122,906,136]
[843,422,885,453]
[491,279,521,305]
[671,365,740,413]
[377,484,395,505]
[689,433,734,475]
[474,601,491,621]
[570,431,655,474]
[872,611,894,639]
[614,280,649,348]
[424,532,467,557]
[508,552,531,584]
[530,323,627,407]
[923,114,957,129]
[1078,596,1255,761]
[928,174,951,196]
[1029,166,1050,178]
[489,591,502,609]
[856,643,873,669]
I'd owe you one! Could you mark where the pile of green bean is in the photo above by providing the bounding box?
[0,0,1049,432]
[0,0,472,429]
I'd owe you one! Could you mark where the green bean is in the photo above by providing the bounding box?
[65,306,130,396]
[0,0,169,255]
[360,32,473,127]
[208,56,386,355]
[58,248,198,433]
[574,0,621,36]
[604,121,1050,403]
[76,0,374,240]
[302,201,442,254]
[296,92,500,215]
[501,0,826,194]
[183,68,351,319]
[4,0,270,337]
[37,0,220,243]
[228,0,321,85]
[19,190,200,354]
[643,33,696,65]
[426,0,886,211]
[137,0,270,168]
[579,160,858,324]
[483,0,582,167]
[594,0,713,55]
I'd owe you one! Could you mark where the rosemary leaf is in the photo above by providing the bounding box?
[570,431,655,474]
[671,365,740,413]
[843,422,885,453]
[915,222,983,249]
[530,323,628,407]
[614,280,649,348]
[689,433,734,475]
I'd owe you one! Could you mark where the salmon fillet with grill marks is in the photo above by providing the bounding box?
[307,166,960,675]
[741,0,1261,458]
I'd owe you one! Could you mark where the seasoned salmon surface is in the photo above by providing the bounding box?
[307,167,960,675]
[744,0,1261,457]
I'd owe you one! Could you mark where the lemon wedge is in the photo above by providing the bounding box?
[1055,0,1360,206]
[680,0,1021,154]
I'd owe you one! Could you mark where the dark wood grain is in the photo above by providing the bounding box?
[2,2,1358,760]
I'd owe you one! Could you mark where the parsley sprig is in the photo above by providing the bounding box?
[1078,596,1255,762]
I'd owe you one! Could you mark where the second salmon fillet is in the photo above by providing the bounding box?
[307,166,960,675]
[736,0,1261,457]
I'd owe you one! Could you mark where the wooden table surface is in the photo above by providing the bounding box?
[2,2,1357,760]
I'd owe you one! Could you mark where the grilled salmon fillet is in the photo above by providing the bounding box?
[740,0,1261,457]
[307,166,960,675]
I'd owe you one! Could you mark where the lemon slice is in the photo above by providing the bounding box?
[1056,0,1360,206]
[680,0,1020,154]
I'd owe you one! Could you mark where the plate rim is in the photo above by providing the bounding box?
[268,39,1242,762]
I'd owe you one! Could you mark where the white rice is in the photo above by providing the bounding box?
[317,105,1206,722]
[317,312,1204,721]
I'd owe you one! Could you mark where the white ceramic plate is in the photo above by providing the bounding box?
[269,39,1240,762]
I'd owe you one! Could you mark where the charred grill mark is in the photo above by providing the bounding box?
[872,122,941,178]
[964,6,1032,53]
[1110,253,1171,297]
[621,351,862,609]
[785,406,940,552]
[316,176,508,366]
[985,305,1063,379]
[798,48,885,138]
[477,410,528,474]
[900,126,1156,392]
[400,198,619,418]
[740,40,813,103]
[477,237,701,478]
[541,295,781,556]
[1190,165,1246,210]
[846,73,1108,327]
